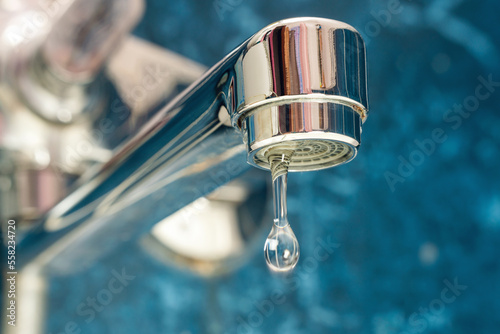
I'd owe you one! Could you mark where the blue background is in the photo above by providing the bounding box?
[49,0,500,333]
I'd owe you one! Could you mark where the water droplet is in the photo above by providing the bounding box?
[264,222,300,271]
[263,148,300,272]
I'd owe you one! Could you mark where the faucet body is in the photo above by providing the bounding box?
[4,17,368,334]
[0,0,144,221]
[18,18,368,268]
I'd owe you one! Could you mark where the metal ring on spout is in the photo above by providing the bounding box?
[243,101,361,171]
[229,17,369,171]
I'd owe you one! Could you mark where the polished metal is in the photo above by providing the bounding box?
[230,18,368,171]
[16,17,368,266]
[6,17,369,334]
[1,35,208,334]
[142,177,269,277]
[41,0,144,84]
[245,104,360,171]
[3,0,144,124]
[0,34,204,222]
[0,0,145,222]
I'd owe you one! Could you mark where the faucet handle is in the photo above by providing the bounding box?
[42,0,144,84]
[9,0,144,124]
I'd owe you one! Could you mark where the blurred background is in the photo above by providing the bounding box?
[1,0,500,333]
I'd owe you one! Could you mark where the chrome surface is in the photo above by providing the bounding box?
[14,53,111,124]
[1,35,208,334]
[230,18,368,171]
[2,17,369,334]
[16,17,369,266]
[2,0,144,124]
[245,103,360,171]
[0,34,205,223]
[40,0,144,84]
[142,178,269,278]
[0,0,145,221]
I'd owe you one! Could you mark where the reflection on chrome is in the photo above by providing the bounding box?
[19,17,368,257]
[3,17,368,334]
[143,179,269,277]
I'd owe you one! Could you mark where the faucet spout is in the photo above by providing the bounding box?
[18,17,369,270]
[230,18,369,171]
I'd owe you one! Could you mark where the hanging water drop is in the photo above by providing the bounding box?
[264,221,299,271]
[263,150,300,272]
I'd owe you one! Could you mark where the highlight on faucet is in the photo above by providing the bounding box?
[0,0,498,333]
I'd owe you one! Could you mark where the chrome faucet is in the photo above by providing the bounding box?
[2,15,368,334]
[0,0,144,222]
[17,16,368,261]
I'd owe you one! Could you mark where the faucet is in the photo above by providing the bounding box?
[0,0,144,222]
[16,16,368,261]
[3,16,368,334]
